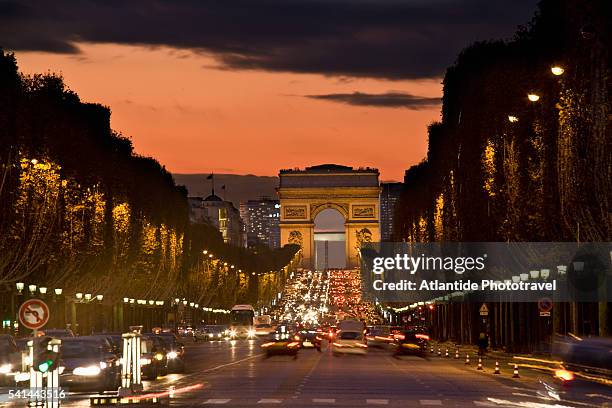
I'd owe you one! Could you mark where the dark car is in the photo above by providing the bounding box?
[194,325,227,342]
[261,326,300,358]
[393,330,428,357]
[59,337,121,392]
[296,329,322,351]
[151,333,185,373]
[0,335,20,386]
[140,336,168,380]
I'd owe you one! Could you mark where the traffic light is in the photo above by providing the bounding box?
[33,337,60,373]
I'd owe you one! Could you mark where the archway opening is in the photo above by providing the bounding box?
[314,208,346,270]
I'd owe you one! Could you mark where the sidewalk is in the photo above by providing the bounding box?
[429,340,612,387]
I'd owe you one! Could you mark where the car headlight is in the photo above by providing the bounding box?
[229,330,237,338]
[140,358,151,365]
[217,333,221,337]
[247,329,256,338]
[155,353,164,361]
[0,364,12,374]
[167,351,178,359]
[99,362,108,369]
[74,365,101,376]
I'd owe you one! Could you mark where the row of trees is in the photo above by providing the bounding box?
[0,50,299,310]
[392,0,610,345]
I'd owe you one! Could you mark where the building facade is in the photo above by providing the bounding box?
[277,164,381,269]
[188,194,244,246]
[240,197,281,248]
[380,182,404,241]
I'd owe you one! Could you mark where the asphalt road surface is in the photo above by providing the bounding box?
[8,338,606,407]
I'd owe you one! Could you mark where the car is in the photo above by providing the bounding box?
[38,329,75,338]
[393,330,428,357]
[152,333,185,373]
[261,326,300,358]
[140,335,168,380]
[296,329,322,351]
[254,323,274,337]
[366,325,393,348]
[0,335,20,386]
[59,337,121,392]
[332,330,368,355]
[194,325,227,341]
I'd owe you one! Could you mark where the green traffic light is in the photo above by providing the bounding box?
[38,360,52,373]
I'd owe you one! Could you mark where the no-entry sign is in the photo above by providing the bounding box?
[18,299,50,330]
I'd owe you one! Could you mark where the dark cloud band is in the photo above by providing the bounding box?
[305,92,440,109]
[0,0,538,79]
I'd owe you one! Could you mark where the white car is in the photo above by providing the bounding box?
[254,323,274,337]
[332,330,368,355]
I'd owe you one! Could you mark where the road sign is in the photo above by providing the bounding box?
[538,298,553,312]
[18,299,50,330]
[479,303,489,316]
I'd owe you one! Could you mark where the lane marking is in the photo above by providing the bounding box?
[367,399,389,405]
[473,402,497,407]
[258,399,283,404]
[420,400,443,406]
[202,399,231,404]
[313,398,336,404]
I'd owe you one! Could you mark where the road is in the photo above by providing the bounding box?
[23,338,606,407]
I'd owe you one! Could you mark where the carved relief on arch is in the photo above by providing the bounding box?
[310,202,349,220]
[288,230,304,248]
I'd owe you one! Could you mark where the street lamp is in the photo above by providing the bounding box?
[16,282,24,293]
[54,288,62,295]
[148,300,154,305]
[182,300,188,306]
[520,273,529,281]
[527,93,540,102]
[123,298,129,303]
[511,276,520,283]
[557,265,567,276]
[529,270,540,280]
[540,269,550,279]
[84,293,92,301]
[28,284,37,294]
[39,287,47,295]
[96,294,103,301]
[551,66,565,76]
[507,115,519,123]
[76,293,83,300]
[203,250,208,255]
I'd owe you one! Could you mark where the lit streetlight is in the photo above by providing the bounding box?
[507,115,519,123]
[527,93,540,102]
[96,294,103,301]
[16,282,24,293]
[39,287,47,295]
[54,288,63,295]
[551,66,565,76]
[28,284,37,294]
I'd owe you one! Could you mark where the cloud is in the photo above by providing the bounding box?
[305,91,440,109]
[0,0,538,79]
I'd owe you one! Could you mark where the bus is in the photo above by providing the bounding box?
[228,305,256,339]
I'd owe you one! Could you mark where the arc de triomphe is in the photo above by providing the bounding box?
[277,164,381,269]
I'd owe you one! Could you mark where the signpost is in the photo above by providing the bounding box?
[479,303,489,316]
[19,299,50,330]
[538,297,553,317]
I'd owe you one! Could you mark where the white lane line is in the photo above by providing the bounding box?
[473,402,497,407]
[202,399,231,404]
[420,400,443,406]
[366,399,389,405]
[313,398,336,404]
[258,399,283,404]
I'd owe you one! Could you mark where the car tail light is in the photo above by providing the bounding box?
[261,342,274,348]
[416,334,430,340]
[555,369,575,382]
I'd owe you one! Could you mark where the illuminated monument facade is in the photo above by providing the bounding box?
[278,164,381,269]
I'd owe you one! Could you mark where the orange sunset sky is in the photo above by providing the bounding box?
[15,43,441,181]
